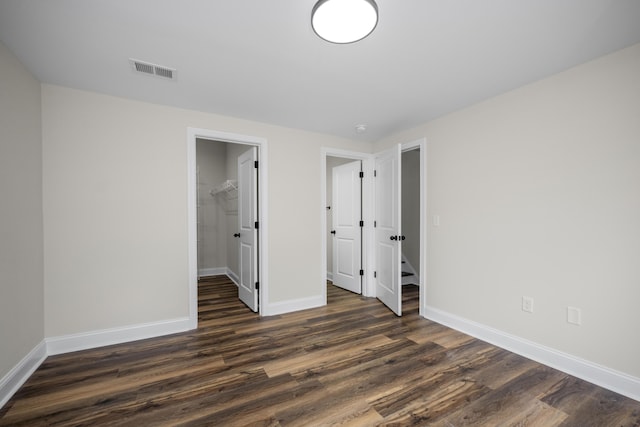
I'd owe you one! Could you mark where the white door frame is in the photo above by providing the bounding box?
[400,138,427,318]
[321,148,375,301]
[187,127,269,326]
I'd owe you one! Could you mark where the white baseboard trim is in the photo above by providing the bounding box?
[46,317,192,356]
[0,341,47,409]
[226,268,240,287]
[327,271,333,282]
[199,267,227,277]
[199,267,239,286]
[401,254,419,286]
[402,274,420,286]
[262,295,325,317]
[425,305,640,402]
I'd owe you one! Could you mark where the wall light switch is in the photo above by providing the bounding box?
[567,307,582,325]
[522,296,534,313]
[432,215,440,227]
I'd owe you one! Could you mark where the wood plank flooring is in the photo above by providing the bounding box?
[1,275,639,426]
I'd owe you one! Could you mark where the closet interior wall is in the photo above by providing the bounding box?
[196,139,249,279]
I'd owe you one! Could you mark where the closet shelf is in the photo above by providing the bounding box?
[210,179,238,196]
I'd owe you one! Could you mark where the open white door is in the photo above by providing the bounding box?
[237,147,259,312]
[374,145,402,315]
[331,160,362,294]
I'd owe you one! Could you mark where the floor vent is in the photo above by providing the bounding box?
[129,59,176,80]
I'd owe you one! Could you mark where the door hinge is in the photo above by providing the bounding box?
[359,269,364,276]
[374,170,377,177]
[359,171,364,178]
[359,220,364,227]
[255,282,259,290]
[374,271,377,278]
[374,220,377,228]
[254,160,259,169]
[254,221,259,229]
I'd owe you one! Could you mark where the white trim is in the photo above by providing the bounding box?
[400,254,419,285]
[261,295,325,317]
[321,148,374,302]
[362,156,375,297]
[326,271,333,282]
[187,129,198,329]
[198,267,227,277]
[0,341,47,409]
[199,268,238,285]
[187,127,268,319]
[46,317,191,356]
[425,305,640,402]
[402,275,420,286]
[226,268,240,287]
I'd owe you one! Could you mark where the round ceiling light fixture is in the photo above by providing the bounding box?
[312,0,378,44]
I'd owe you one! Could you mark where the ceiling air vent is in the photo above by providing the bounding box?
[129,59,176,81]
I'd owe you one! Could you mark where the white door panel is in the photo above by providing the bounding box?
[238,147,258,312]
[332,160,362,294]
[376,242,395,292]
[336,239,354,275]
[375,145,402,315]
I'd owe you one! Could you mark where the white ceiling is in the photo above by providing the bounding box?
[1,0,640,142]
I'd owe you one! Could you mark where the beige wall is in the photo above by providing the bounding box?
[266,132,372,302]
[0,42,44,378]
[41,84,370,336]
[376,43,640,378]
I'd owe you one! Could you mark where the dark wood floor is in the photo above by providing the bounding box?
[1,276,639,426]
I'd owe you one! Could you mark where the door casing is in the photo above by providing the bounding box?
[187,127,268,326]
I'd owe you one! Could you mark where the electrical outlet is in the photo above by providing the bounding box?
[522,296,534,313]
[567,307,581,325]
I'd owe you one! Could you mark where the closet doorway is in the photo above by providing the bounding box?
[196,139,258,312]
[188,128,268,325]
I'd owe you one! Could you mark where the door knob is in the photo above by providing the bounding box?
[400,235,406,241]
[390,235,397,241]
[233,233,240,238]
[330,230,336,234]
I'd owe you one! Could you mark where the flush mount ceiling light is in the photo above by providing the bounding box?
[312,0,378,44]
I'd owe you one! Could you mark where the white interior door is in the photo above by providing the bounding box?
[237,147,258,312]
[375,145,402,315]
[332,160,362,294]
